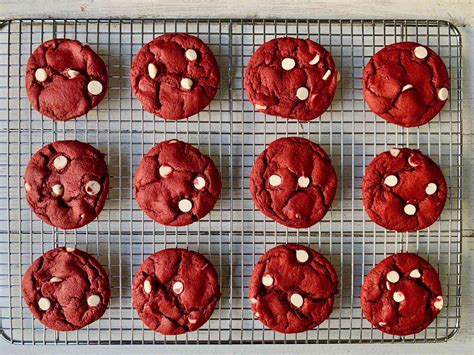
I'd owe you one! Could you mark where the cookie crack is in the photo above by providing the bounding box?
[366,47,443,123]
[246,40,334,118]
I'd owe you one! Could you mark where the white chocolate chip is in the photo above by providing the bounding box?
[87,294,101,307]
[425,182,438,195]
[255,104,267,110]
[143,280,152,294]
[393,291,405,303]
[297,176,310,188]
[296,87,309,101]
[193,176,206,190]
[390,148,400,157]
[53,155,68,170]
[269,174,282,187]
[281,57,296,71]
[148,63,158,79]
[379,322,386,326]
[87,80,103,95]
[159,165,172,177]
[296,249,309,263]
[434,296,443,310]
[414,46,428,59]
[85,180,101,195]
[66,247,75,252]
[386,281,391,290]
[180,78,193,90]
[35,68,48,82]
[409,269,421,278]
[322,70,331,81]
[66,69,80,79]
[178,199,193,213]
[401,84,413,92]
[404,203,417,216]
[250,297,257,304]
[384,175,398,187]
[25,182,31,192]
[189,318,198,324]
[290,293,304,308]
[185,49,198,61]
[52,184,64,196]
[38,297,51,311]
[386,270,400,283]
[438,88,449,101]
[309,54,320,65]
[261,274,274,287]
[173,281,184,295]
[336,71,341,82]
[408,155,418,167]
[255,312,260,318]
[169,140,178,144]
[49,277,63,283]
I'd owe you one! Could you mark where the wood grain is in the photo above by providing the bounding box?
[0,0,473,26]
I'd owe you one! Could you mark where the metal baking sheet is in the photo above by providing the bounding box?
[0,19,462,344]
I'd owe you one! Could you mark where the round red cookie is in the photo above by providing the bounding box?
[26,38,108,121]
[131,33,220,120]
[361,253,443,336]
[244,37,338,121]
[24,140,109,230]
[132,248,221,335]
[249,244,338,333]
[134,139,221,226]
[362,148,447,232]
[250,137,337,228]
[363,42,449,127]
[22,247,110,331]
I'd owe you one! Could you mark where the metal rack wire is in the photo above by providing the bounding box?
[0,19,462,345]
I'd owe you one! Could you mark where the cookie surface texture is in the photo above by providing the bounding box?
[245,37,338,121]
[249,243,338,333]
[26,38,108,121]
[363,42,449,127]
[24,140,109,230]
[134,139,221,226]
[361,253,443,336]
[22,247,110,331]
[131,33,220,120]
[362,148,447,232]
[132,248,221,335]
[250,137,337,228]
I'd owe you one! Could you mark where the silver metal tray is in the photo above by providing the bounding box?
[0,19,462,344]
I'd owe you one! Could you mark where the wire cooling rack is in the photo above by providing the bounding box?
[0,19,462,345]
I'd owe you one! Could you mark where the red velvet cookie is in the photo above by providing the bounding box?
[134,139,221,227]
[26,38,108,121]
[362,148,447,232]
[24,140,109,230]
[244,37,338,121]
[250,137,337,228]
[131,33,220,120]
[249,244,338,333]
[361,253,443,336]
[22,247,110,331]
[132,248,221,335]
[363,42,449,127]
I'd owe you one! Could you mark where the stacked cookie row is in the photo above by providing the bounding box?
[26,36,450,126]
[23,245,443,337]
[24,137,447,232]
[21,34,450,337]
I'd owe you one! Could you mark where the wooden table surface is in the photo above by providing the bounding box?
[0,1,472,353]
